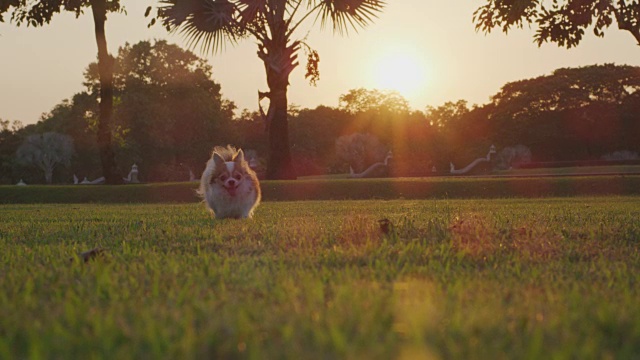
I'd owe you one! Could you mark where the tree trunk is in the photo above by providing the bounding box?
[261,23,297,180]
[90,0,121,185]
[265,84,296,180]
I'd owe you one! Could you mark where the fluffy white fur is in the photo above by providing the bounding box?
[198,146,261,219]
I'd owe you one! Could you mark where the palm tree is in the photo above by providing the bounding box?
[155,0,386,179]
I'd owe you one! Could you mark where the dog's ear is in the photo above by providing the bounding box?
[213,152,225,169]
[234,149,245,164]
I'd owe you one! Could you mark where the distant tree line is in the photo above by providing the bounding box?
[1,41,640,184]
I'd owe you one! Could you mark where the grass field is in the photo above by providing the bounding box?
[1,197,639,359]
[494,164,640,177]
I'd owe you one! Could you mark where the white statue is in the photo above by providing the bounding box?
[124,164,140,183]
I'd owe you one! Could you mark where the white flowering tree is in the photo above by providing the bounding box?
[335,132,387,174]
[495,144,532,170]
[16,132,74,184]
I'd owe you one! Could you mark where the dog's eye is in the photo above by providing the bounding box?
[219,174,228,181]
[233,173,242,180]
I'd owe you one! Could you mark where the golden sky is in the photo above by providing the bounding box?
[1,1,639,125]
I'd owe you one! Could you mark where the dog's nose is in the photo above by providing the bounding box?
[228,179,236,187]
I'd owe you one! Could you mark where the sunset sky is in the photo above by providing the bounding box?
[1,1,639,125]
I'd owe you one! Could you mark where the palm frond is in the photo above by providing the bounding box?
[316,0,385,35]
[159,0,241,54]
[236,0,267,24]
[158,0,199,28]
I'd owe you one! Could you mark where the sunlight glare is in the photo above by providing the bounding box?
[371,51,429,100]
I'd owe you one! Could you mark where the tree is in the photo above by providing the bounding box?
[335,132,387,174]
[3,0,125,184]
[152,0,386,179]
[339,88,410,115]
[337,88,411,147]
[35,93,103,179]
[16,132,74,184]
[0,119,24,184]
[474,0,640,47]
[337,88,445,175]
[423,100,492,169]
[424,100,469,128]
[289,105,351,175]
[487,64,640,160]
[495,144,532,170]
[83,40,234,181]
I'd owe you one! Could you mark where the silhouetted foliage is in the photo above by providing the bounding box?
[339,88,411,115]
[289,105,351,175]
[0,119,24,183]
[488,64,640,161]
[474,0,640,47]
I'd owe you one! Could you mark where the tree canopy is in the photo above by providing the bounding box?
[488,64,640,160]
[474,0,640,47]
[1,0,121,25]
[338,88,411,115]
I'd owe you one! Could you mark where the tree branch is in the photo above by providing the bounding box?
[614,7,640,46]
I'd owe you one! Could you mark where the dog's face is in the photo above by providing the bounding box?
[211,150,247,197]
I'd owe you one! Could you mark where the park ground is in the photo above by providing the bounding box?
[0,175,639,359]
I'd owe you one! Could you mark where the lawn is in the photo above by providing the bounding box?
[495,164,640,177]
[1,197,639,359]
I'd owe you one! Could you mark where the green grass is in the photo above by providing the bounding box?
[1,197,639,359]
[495,164,640,176]
[2,175,640,203]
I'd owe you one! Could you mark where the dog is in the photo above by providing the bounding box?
[198,145,261,219]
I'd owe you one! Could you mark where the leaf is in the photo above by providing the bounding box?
[303,45,320,86]
[318,0,386,35]
[159,0,240,54]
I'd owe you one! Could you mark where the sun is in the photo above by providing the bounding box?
[370,50,429,100]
